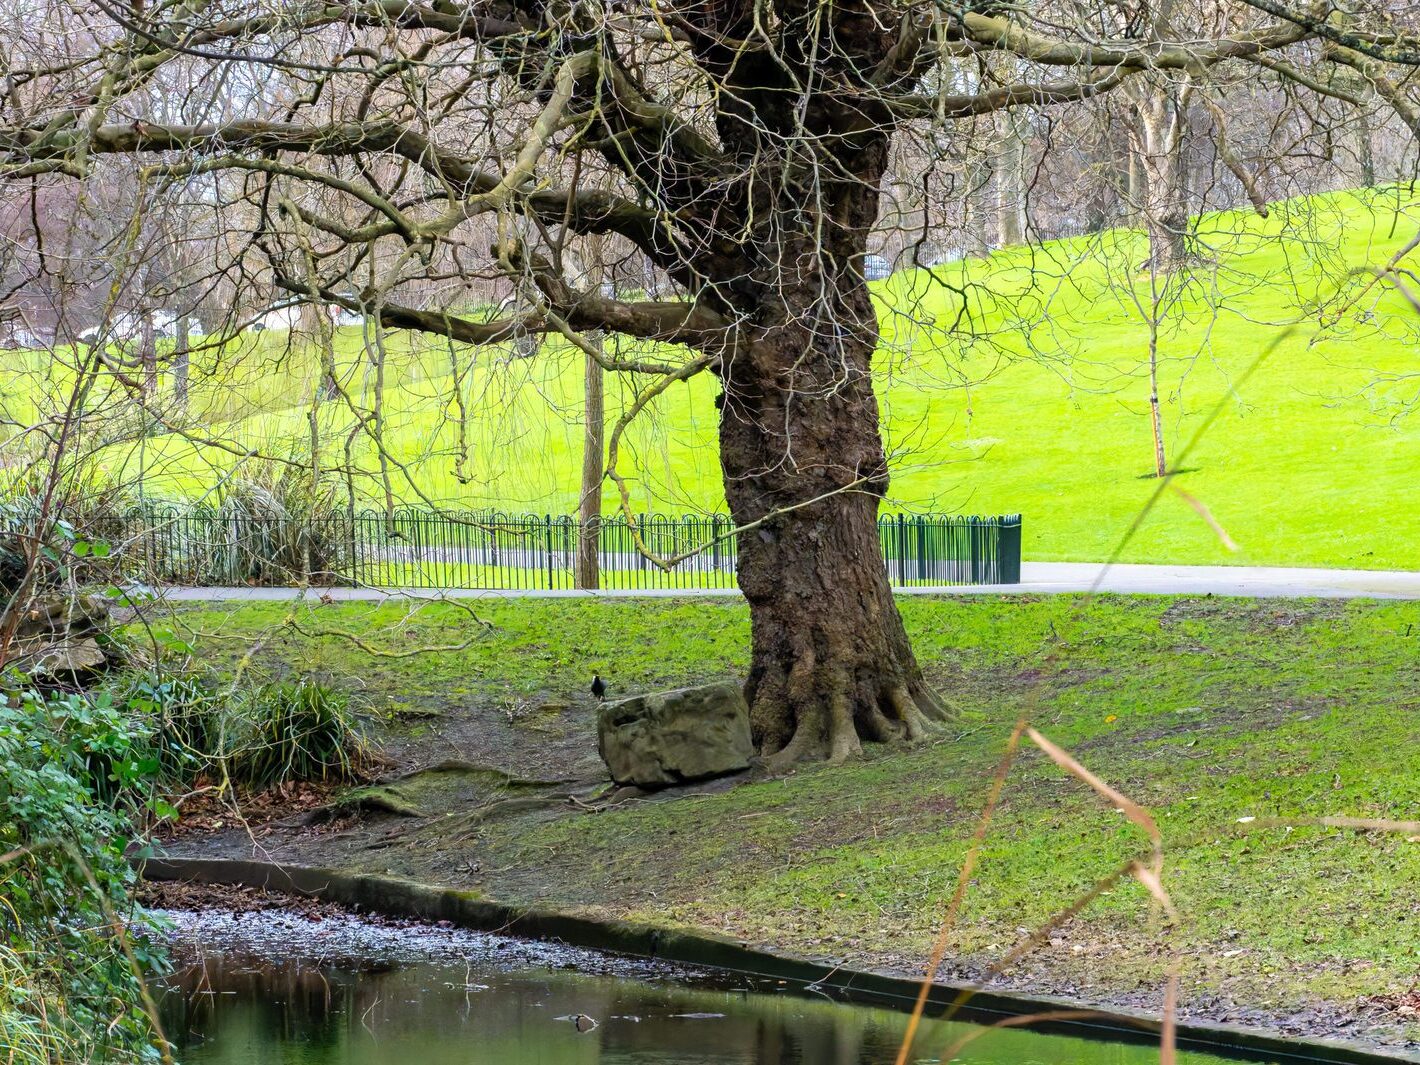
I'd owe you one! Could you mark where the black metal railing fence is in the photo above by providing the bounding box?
[44,505,1022,590]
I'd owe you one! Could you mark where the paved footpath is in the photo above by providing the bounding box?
[159,562,1420,601]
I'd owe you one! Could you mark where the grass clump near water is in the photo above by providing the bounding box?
[107,662,367,791]
[225,679,365,788]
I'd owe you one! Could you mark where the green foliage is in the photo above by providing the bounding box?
[0,687,169,1063]
[225,679,365,789]
[107,666,223,785]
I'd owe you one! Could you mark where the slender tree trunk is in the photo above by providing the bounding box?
[173,313,190,413]
[136,313,156,397]
[1148,323,1167,478]
[995,109,1029,247]
[575,333,604,590]
[716,156,947,762]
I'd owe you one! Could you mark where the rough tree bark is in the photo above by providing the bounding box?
[714,124,947,762]
[721,314,947,760]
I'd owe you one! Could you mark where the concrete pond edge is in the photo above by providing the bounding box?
[140,856,1416,1065]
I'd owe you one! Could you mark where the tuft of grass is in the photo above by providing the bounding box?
[0,944,77,1065]
[225,679,365,788]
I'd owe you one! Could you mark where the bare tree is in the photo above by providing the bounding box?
[4,0,1420,762]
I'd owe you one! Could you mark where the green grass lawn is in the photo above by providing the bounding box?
[154,593,1420,1028]
[13,184,1420,569]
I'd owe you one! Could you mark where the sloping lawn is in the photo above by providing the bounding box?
[12,185,1420,568]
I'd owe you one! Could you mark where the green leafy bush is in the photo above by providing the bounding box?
[108,666,224,784]
[0,687,170,1063]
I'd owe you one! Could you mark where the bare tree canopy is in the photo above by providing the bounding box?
[3,0,1420,762]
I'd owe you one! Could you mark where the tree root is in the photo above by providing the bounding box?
[754,660,950,768]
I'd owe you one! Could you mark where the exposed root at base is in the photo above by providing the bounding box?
[753,666,950,767]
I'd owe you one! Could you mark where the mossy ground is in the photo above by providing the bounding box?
[147,593,1420,1040]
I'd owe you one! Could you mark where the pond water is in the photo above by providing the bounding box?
[156,910,1282,1065]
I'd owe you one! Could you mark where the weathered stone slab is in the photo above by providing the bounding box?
[596,681,752,788]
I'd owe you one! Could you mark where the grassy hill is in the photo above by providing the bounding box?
[10,185,1420,569]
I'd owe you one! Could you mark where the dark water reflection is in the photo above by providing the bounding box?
[156,911,1262,1065]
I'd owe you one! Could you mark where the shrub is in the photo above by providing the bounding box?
[0,687,170,1063]
[226,679,365,788]
[107,666,225,785]
[102,663,367,792]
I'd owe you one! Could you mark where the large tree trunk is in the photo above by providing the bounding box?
[716,159,947,762]
[1128,76,1193,271]
[995,109,1029,247]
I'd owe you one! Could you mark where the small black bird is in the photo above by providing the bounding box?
[590,674,607,701]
